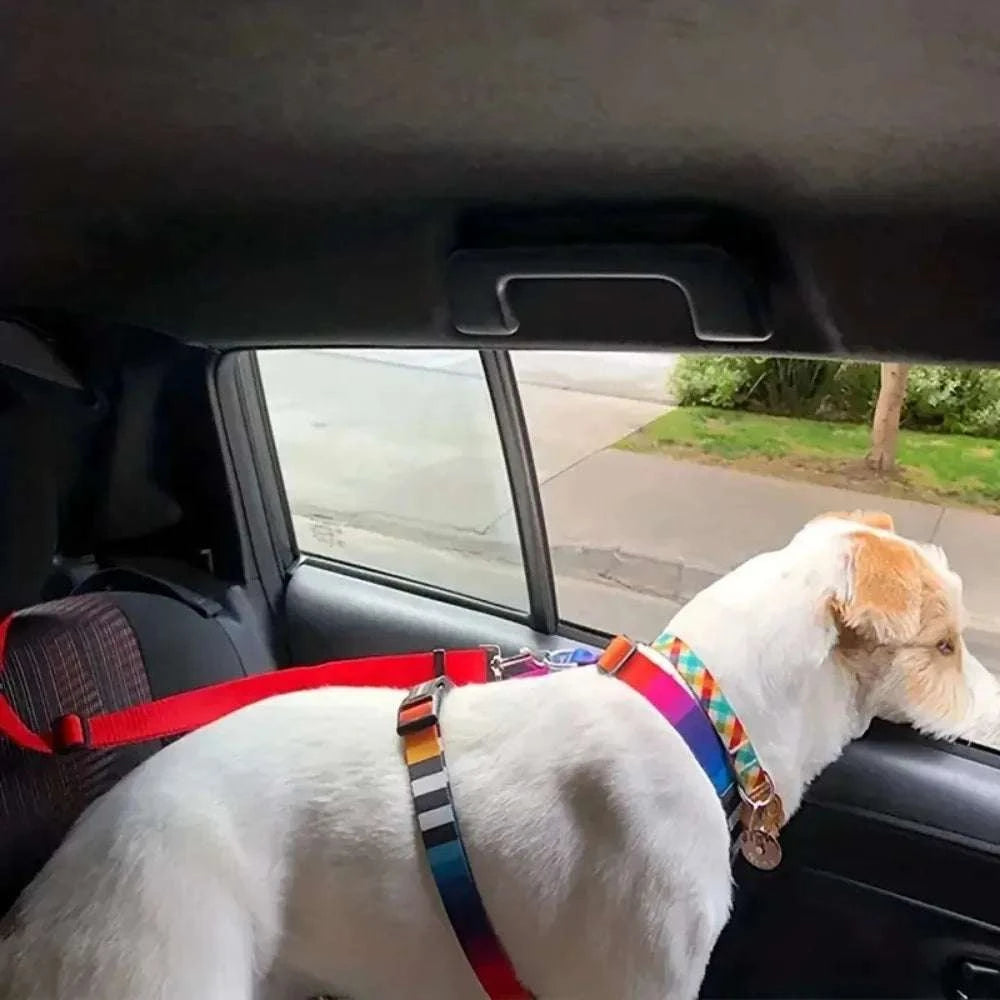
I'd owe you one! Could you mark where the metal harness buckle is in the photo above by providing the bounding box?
[480,645,542,680]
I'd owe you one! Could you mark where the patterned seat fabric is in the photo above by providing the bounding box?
[0,595,157,915]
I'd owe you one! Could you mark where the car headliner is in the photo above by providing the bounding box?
[4,2,1000,359]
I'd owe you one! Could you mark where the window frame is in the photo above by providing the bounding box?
[480,350,558,633]
[234,347,570,635]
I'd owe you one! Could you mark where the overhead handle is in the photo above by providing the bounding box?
[447,245,771,343]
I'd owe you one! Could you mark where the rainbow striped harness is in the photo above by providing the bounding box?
[395,633,780,1000]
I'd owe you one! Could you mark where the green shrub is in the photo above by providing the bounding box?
[756,358,849,418]
[823,363,881,422]
[904,366,1000,437]
[669,355,761,409]
[670,355,876,421]
[669,356,1000,438]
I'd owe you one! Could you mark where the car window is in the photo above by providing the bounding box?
[260,347,1000,664]
[258,348,528,610]
[513,351,1000,664]
[507,351,673,638]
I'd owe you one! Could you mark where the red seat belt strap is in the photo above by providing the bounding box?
[0,613,492,755]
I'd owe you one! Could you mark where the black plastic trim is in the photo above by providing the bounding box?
[805,719,1000,849]
[555,618,615,646]
[284,561,585,664]
[300,553,535,630]
[239,352,297,573]
[480,350,558,634]
[210,352,290,650]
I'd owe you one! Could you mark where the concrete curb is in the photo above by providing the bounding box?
[295,506,1000,640]
[296,506,723,605]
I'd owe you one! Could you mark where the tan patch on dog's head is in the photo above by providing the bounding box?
[835,531,921,642]
[814,509,896,533]
[831,530,966,726]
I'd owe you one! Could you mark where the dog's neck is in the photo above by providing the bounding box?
[666,546,872,817]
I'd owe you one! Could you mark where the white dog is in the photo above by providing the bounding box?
[2,511,998,1000]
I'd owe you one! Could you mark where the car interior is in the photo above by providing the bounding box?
[5,3,1000,997]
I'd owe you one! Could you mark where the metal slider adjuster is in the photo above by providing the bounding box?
[480,645,545,681]
[396,675,453,735]
[480,644,504,681]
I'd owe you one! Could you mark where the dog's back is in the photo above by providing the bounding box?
[0,670,732,1000]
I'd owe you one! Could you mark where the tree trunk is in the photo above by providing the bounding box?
[867,362,911,473]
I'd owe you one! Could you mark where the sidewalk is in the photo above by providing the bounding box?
[296,446,1000,638]
[531,449,1000,632]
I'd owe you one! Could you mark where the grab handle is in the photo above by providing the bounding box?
[447,245,771,343]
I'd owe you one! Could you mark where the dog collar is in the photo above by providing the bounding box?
[599,633,784,870]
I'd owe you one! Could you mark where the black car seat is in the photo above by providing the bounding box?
[0,385,275,915]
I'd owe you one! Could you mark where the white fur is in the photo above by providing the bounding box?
[1,519,994,999]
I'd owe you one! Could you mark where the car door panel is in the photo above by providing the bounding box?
[284,561,587,663]
[707,725,1000,997]
[705,862,1000,998]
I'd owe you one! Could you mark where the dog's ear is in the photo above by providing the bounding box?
[817,509,896,533]
[833,531,922,644]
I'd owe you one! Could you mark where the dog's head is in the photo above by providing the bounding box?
[802,510,991,742]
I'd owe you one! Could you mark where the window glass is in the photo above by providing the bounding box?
[514,351,1000,666]
[259,349,527,609]
[511,351,676,639]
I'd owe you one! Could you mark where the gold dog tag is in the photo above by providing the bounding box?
[738,828,782,870]
[737,781,784,871]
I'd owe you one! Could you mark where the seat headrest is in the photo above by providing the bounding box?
[0,405,62,615]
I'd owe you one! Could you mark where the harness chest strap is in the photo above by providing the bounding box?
[397,677,534,1000]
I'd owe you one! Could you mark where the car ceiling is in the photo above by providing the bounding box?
[4,1,1000,360]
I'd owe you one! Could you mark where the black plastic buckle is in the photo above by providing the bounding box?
[50,713,91,753]
[397,676,452,735]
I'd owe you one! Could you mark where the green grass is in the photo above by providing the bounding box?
[617,407,1000,511]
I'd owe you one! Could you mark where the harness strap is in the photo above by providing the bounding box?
[600,634,785,868]
[397,677,533,1000]
[0,612,493,754]
[596,637,740,818]
[600,634,772,802]
[651,631,772,800]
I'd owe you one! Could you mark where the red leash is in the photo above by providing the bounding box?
[0,613,493,755]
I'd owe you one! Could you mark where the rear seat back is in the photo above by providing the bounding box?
[0,595,155,912]
[74,563,276,690]
[0,591,273,915]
